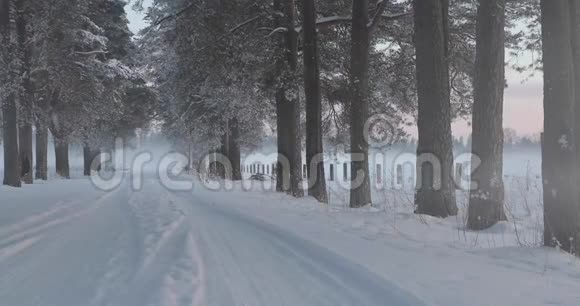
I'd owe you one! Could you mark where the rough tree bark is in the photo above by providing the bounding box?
[274,0,288,192]
[91,148,101,172]
[1,94,20,187]
[276,89,291,192]
[467,0,508,230]
[16,0,33,184]
[0,0,21,187]
[54,139,70,179]
[274,0,303,197]
[301,0,328,203]
[19,124,33,184]
[218,120,238,180]
[35,125,48,180]
[83,145,90,176]
[83,143,100,176]
[570,0,580,185]
[541,0,580,254]
[413,0,458,217]
[285,0,303,198]
[218,124,229,179]
[349,0,372,208]
[228,118,242,181]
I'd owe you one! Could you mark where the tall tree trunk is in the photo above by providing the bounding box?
[18,124,33,184]
[35,125,48,180]
[541,0,579,254]
[287,91,303,198]
[301,0,328,203]
[276,89,291,192]
[54,139,70,179]
[229,118,242,181]
[2,93,20,187]
[274,0,303,197]
[349,0,372,208]
[467,0,507,230]
[570,0,580,188]
[91,148,101,172]
[218,127,229,179]
[274,0,288,193]
[1,0,20,187]
[16,0,32,185]
[83,144,92,176]
[285,0,303,198]
[413,0,458,217]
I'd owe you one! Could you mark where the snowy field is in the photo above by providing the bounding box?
[241,146,545,248]
[0,146,578,305]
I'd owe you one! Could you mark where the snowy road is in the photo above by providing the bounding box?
[0,176,424,306]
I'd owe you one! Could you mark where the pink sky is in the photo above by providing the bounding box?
[451,69,543,138]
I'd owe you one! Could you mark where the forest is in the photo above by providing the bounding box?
[0,0,579,273]
[3,0,580,304]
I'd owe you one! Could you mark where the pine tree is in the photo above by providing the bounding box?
[467,0,508,230]
[413,0,458,217]
[541,0,580,254]
[16,0,33,184]
[0,0,21,187]
[570,0,580,187]
[273,0,303,197]
[347,0,393,208]
[301,0,328,203]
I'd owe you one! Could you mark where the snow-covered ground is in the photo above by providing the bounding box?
[0,146,578,305]
[0,167,578,305]
[193,178,580,306]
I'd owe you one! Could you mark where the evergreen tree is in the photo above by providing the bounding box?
[413,0,458,217]
[467,0,508,230]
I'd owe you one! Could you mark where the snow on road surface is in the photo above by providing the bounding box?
[0,174,577,306]
[0,175,424,306]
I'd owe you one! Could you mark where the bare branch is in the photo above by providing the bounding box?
[229,16,261,33]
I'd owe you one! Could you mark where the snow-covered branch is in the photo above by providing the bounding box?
[292,10,412,34]
[75,50,108,56]
[154,2,196,26]
[267,27,288,37]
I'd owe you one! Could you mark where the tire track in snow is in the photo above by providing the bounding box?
[92,181,206,306]
[188,232,207,306]
[0,181,133,305]
[89,187,142,306]
[0,235,44,262]
[0,191,118,264]
[0,197,91,239]
[127,182,187,274]
[155,232,207,306]
[171,190,427,306]
[149,189,207,306]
